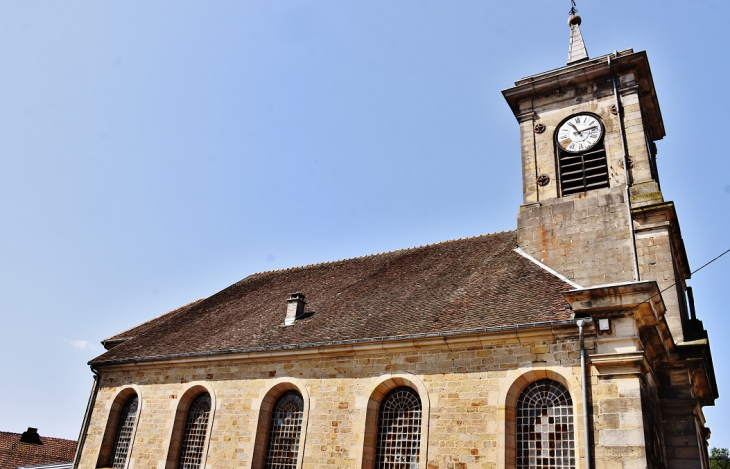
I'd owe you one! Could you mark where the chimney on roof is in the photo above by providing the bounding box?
[20,427,43,445]
[285,292,306,325]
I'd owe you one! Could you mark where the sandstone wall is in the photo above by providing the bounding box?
[513,69,689,343]
[78,332,653,469]
[517,186,636,288]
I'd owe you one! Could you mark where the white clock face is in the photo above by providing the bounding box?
[556,114,604,153]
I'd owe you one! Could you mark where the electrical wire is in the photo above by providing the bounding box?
[592,246,730,318]
[690,247,730,277]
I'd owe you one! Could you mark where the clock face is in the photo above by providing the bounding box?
[556,113,604,153]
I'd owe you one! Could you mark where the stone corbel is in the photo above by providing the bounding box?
[562,281,675,369]
[516,111,537,124]
[617,83,640,97]
[666,344,718,406]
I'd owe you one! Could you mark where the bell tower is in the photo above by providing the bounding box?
[502,13,693,344]
[501,11,718,469]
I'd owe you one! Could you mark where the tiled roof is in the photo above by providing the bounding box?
[0,431,77,469]
[102,299,204,349]
[91,230,574,365]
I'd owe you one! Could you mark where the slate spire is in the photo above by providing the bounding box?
[567,10,588,64]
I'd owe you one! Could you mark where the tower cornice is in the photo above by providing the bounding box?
[503,49,665,142]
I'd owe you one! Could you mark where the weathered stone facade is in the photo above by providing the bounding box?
[503,47,716,469]
[77,287,713,469]
[80,328,600,469]
[508,50,690,344]
[75,26,716,469]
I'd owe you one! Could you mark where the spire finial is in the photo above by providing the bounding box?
[569,0,578,17]
[567,0,588,64]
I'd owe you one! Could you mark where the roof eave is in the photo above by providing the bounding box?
[89,318,579,368]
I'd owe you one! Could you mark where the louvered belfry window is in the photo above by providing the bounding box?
[264,390,304,469]
[516,379,575,469]
[109,395,138,469]
[557,141,609,196]
[375,387,422,468]
[178,393,211,469]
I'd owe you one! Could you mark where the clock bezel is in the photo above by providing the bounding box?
[554,112,605,154]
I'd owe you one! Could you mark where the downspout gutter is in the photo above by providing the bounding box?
[531,99,540,205]
[73,367,100,469]
[608,53,640,282]
[577,318,593,469]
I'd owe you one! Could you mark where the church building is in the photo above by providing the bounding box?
[74,10,717,469]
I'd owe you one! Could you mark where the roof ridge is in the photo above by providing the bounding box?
[245,230,516,278]
[0,435,76,442]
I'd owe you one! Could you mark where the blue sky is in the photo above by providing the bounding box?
[1,0,729,447]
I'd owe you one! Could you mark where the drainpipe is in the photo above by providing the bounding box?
[608,53,640,282]
[73,367,100,469]
[577,318,593,469]
[530,101,540,206]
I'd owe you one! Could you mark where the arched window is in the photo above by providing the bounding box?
[264,390,304,469]
[516,379,575,469]
[375,387,422,468]
[97,388,141,469]
[108,395,138,468]
[554,113,609,196]
[178,393,211,469]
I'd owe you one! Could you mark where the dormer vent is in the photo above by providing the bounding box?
[285,292,306,325]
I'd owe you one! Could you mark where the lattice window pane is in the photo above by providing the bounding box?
[516,379,575,469]
[178,393,211,469]
[109,395,138,469]
[375,387,422,469]
[264,390,304,469]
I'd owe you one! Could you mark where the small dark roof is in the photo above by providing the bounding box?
[91,231,574,366]
[0,430,77,469]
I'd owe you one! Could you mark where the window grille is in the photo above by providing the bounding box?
[516,379,575,469]
[178,393,211,469]
[558,142,609,196]
[109,395,138,469]
[375,387,422,469]
[264,390,304,469]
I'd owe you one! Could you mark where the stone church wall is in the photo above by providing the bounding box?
[517,186,636,288]
[513,69,690,343]
[78,330,653,469]
[514,74,644,290]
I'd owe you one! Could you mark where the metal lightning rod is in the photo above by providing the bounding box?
[570,0,578,16]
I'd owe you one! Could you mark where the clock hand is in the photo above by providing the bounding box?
[571,125,598,137]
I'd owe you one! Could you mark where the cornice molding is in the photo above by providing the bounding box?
[92,320,580,370]
[502,49,665,142]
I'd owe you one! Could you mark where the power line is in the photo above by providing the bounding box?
[579,246,730,318]
[690,247,730,277]
[654,246,730,298]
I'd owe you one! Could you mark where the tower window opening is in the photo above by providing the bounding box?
[557,141,609,196]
